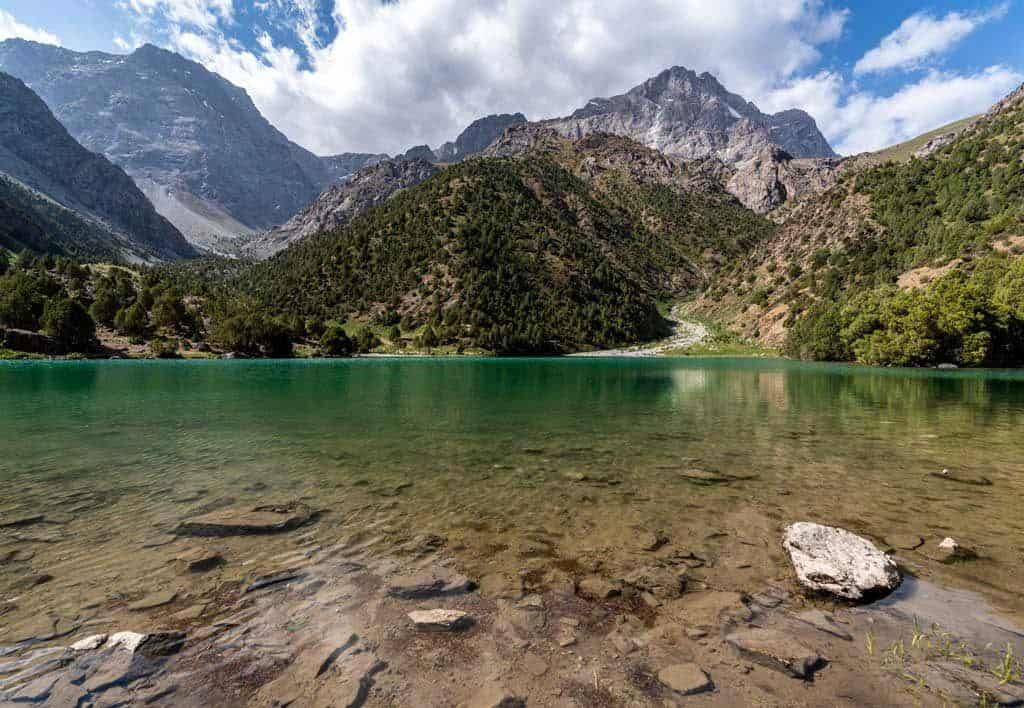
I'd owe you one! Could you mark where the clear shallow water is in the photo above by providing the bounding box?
[2,357,1024,640]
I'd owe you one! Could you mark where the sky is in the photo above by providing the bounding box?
[1,1,1022,157]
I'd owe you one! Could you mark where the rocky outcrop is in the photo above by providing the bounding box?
[0,40,337,250]
[401,145,438,162]
[783,522,900,601]
[725,147,841,213]
[725,628,826,679]
[0,72,195,261]
[246,159,440,258]
[435,113,528,162]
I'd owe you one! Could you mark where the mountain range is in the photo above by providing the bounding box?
[0,38,838,259]
[0,72,195,262]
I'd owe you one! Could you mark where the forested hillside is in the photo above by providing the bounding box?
[224,136,772,353]
[695,84,1024,367]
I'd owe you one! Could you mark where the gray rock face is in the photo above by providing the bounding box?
[544,66,835,162]
[385,569,476,599]
[0,39,338,250]
[0,72,195,261]
[533,66,837,212]
[657,663,713,696]
[435,113,528,162]
[725,146,841,214]
[401,144,438,162]
[783,522,900,601]
[321,152,389,182]
[247,158,439,258]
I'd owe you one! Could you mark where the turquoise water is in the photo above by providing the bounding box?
[2,357,1024,634]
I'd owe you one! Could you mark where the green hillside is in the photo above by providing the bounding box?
[200,137,773,354]
[700,87,1024,367]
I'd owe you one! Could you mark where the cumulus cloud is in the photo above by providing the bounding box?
[0,10,61,46]
[119,0,1021,158]
[126,0,849,155]
[764,65,1023,154]
[854,4,1009,75]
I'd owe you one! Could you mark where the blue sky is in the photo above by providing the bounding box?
[1,1,1022,156]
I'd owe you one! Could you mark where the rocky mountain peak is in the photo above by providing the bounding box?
[435,113,527,162]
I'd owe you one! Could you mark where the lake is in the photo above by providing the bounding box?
[2,357,1023,704]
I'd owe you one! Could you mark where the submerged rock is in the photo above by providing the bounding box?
[783,522,900,601]
[793,609,853,641]
[726,629,825,679]
[657,663,713,696]
[408,609,473,631]
[174,502,318,537]
[128,590,177,611]
[929,470,993,486]
[386,570,476,599]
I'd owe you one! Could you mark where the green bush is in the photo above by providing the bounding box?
[0,271,60,331]
[355,328,380,354]
[115,302,149,338]
[151,289,187,331]
[211,310,292,357]
[41,297,95,351]
[319,325,354,357]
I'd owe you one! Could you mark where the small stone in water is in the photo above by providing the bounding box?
[408,609,472,631]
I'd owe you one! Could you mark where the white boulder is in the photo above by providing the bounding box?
[783,522,900,601]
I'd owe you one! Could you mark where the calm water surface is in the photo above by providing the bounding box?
[2,358,1023,639]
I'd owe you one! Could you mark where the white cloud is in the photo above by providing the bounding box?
[128,0,849,155]
[764,66,1024,154]
[0,10,61,46]
[854,4,1009,75]
[117,0,1022,160]
[122,0,234,32]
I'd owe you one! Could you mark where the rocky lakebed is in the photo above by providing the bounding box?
[2,493,1023,707]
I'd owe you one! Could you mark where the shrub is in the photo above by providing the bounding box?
[319,325,354,357]
[115,302,149,338]
[41,297,95,351]
[211,311,292,357]
[151,289,187,332]
[0,272,60,331]
[355,328,380,354]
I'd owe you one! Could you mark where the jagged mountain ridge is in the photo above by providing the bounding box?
[0,72,195,262]
[247,159,440,259]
